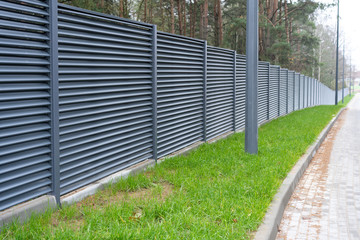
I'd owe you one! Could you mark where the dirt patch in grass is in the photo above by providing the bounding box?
[50,182,173,231]
[51,212,84,231]
[79,181,174,209]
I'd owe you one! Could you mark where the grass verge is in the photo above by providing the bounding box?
[1,95,353,240]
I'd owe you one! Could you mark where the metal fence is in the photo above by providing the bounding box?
[0,0,349,211]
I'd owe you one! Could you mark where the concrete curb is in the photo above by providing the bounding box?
[253,107,346,240]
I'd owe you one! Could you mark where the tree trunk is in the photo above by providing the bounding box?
[218,0,223,46]
[279,0,282,25]
[190,0,195,37]
[203,0,208,40]
[273,0,278,22]
[144,0,147,22]
[259,0,265,56]
[171,0,175,34]
[214,0,219,46]
[265,0,273,50]
[160,0,164,31]
[284,0,289,43]
[183,0,186,36]
[119,0,123,17]
[199,4,204,39]
[149,0,153,23]
[177,0,183,35]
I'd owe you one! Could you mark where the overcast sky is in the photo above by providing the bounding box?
[317,0,360,70]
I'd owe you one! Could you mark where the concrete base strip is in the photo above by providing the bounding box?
[0,196,56,228]
[254,108,346,240]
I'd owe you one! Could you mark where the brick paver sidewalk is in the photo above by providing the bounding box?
[276,94,360,240]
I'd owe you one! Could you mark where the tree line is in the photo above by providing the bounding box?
[60,0,347,88]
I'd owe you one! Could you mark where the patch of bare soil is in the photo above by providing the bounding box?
[51,212,84,231]
[51,182,173,231]
[80,181,174,209]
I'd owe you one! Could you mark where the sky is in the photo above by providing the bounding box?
[316,0,360,70]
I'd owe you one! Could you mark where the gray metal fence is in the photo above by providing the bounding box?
[0,0,348,211]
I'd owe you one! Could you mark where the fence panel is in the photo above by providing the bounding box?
[269,65,280,119]
[288,71,294,113]
[57,5,154,195]
[258,62,269,123]
[157,32,204,157]
[235,54,246,130]
[279,68,288,115]
[206,46,235,139]
[0,2,343,211]
[0,0,53,211]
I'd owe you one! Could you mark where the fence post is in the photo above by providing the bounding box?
[203,41,207,141]
[233,51,237,131]
[314,79,316,105]
[298,74,300,110]
[267,63,270,120]
[278,66,280,116]
[49,0,60,206]
[303,76,305,108]
[286,70,288,114]
[310,78,312,106]
[151,25,158,162]
[293,72,295,111]
[307,77,309,107]
[311,78,313,106]
[315,81,317,105]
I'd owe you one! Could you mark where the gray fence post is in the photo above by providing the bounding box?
[278,66,280,116]
[293,72,295,111]
[267,62,270,120]
[298,74,300,110]
[307,77,309,107]
[314,79,316,106]
[203,41,207,141]
[233,51,237,131]
[49,0,60,206]
[151,25,158,161]
[286,70,288,114]
[303,76,305,108]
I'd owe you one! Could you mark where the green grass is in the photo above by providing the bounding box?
[1,95,353,240]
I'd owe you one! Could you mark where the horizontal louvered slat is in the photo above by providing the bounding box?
[58,5,153,195]
[157,32,204,157]
[206,47,235,139]
[0,0,52,211]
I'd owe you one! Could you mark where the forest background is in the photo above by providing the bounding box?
[59,0,351,90]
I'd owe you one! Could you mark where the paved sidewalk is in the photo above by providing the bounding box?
[276,94,360,240]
